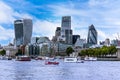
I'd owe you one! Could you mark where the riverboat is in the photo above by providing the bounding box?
[64,57,84,63]
[16,56,31,61]
[35,57,42,60]
[64,57,77,62]
[84,57,97,61]
[45,60,59,65]
[0,56,12,60]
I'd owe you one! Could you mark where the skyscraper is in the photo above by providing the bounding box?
[72,35,80,44]
[55,27,61,37]
[61,16,72,44]
[14,19,33,46]
[52,27,61,42]
[87,24,97,46]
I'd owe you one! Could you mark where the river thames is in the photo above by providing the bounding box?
[0,60,120,80]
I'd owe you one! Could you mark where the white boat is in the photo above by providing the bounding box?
[0,56,12,60]
[64,57,77,62]
[84,57,97,61]
[64,57,84,63]
[16,55,31,61]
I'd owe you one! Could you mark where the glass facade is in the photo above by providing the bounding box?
[87,24,97,46]
[14,19,33,46]
[61,16,72,44]
[72,35,80,44]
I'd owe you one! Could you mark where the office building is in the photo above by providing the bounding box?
[14,19,32,46]
[72,35,80,44]
[74,38,86,48]
[105,38,110,46]
[31,37,40,44]
[61,16,72,44]
[55,27,61,37]
[52,27,61,42]
[87,24,97,46]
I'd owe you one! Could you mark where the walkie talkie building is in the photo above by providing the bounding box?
[14,19,32,46]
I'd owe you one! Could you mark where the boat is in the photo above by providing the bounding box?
[45,60,59,65]
[45,57,55,60]
[64,57,84,63]
[48,57,55,60]
[8,57,12,60]
[16,55,31,61]
[84,57,97,61]
[64,57,77,62]
[0,56,12,60]
[35,57,42,60]
[76,60,84,63]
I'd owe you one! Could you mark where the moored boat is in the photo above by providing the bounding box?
[35,57,42,60]
[64,57,77,62]
[16,56,31,61]
[0,56,12,60]
[64,57,84,63]
[76,60,84,63]
[45,60,59,65]
[84,57,97,61]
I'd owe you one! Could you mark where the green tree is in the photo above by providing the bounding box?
[108,46,117,55]
[15,49,22,56]
[80,50,86,56]
[66,47,74,56]
[79,46,117,58]
[0,49,6,56]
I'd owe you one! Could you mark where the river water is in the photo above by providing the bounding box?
[0,60,120,80]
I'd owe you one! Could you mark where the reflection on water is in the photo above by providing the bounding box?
[0,60,120,80]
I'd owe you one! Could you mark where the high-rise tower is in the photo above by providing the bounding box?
[87,24,97,46]
[14,19,33,46]
[61,16,72,44]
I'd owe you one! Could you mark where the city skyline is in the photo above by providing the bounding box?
[0,0,120,45]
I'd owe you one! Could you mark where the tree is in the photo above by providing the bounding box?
[79,50,85,56]
[66,47,74,56]
[0,49,6,56]
[109,46,117,55]
[15,49,22,56]
[79,46,118,58]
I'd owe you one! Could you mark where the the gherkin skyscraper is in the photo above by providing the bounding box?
[87,24,97,46]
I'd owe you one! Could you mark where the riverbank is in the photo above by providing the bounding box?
[97,58,120,61]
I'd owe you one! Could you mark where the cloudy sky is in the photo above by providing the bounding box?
[0,0,120,45]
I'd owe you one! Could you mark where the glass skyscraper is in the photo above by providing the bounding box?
[61,16,72,44]
[87,24,97,46]
[72,35,80,44]
[14,19,33,46]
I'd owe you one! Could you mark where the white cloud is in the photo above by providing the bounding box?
[0,1,33,24]
[0,1,15,24]
[0,25,14,41]
[0,1,33,45]
[97,30,107,41]
[33,20,60,39]
[48,4,88,17]
[88,0,110,7]
[47,0,120,41]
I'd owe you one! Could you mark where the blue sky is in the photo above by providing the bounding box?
[0,0,120,45]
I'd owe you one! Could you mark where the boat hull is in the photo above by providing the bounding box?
[16,56,31,61]
[45,61,59,65]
